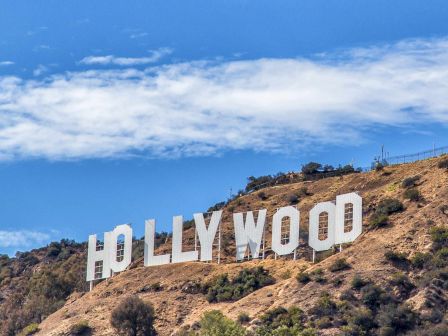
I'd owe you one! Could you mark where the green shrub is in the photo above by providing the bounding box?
[389,273,415,296]
[200,310,246,336]
[69,320,91,335]
[18,323,39,336]
[402,176,420,188]
[376,198,404,215]
[257,306,306,335]
[309,292,337,318]
[411,252,431,269]
[315,316,332,329]
[111,296,156,336]
[418,323,448,336]
[351,274,369,290]
[361,284,389,309]
[404,188,422,202]
[332,276,344,287]
[296,272,311,284]
[347,308,375,334]
[288,194,299,205]
[205,267,274,303]
[430,226,448,250]
[310,268,326,283]
[329,258,351,272]
[370,213,389,229]
[369,198,403,229]
[237,312,250,324]
[257,192,268,200]
[384,250,409,266]
[432,247,448,267]
[340,289,356,302]
[376,304,417,335]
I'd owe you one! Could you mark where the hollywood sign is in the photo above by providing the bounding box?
[86,192,362,282]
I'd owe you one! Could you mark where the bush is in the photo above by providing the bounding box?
[411,252,431,269]
[310,268,326,283]
[430,226,448,250]
[361,284,389,309]
[237,312,250,324]
[329,258,351,272]
[376,198,404,215]
[384,250,409,266]
[369,198,403,229]
[288,194,299,205]
[315,316,332,329]
[389,273,415,296]
[432,247,448,267]
[111,296,156,336]
[205,267,274,303]
[69,320,91,335]
[309,292,337,318]
[376,304,417,335]
[296,272,311,284]
[347,308,375,334]
[18,323,39,336]
[257,192,268,200]
[402,176,420,188]
[404,188,422,202]
[370,213,389,229]
[438,157,448,169]
[351,274,369,290]
[200,310,246,336]
[332,276,344,287]
[257,306,306,335]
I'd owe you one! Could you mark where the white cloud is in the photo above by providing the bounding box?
[0,61,14,66]
[33,64,48,76]
[80,47,172,66]
[0,230,50,248]
[0,37,448,160]
[130,32,149,39]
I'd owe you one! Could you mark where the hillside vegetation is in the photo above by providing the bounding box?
[1,155,448,335]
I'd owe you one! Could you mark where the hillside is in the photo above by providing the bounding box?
[2,156,448,335]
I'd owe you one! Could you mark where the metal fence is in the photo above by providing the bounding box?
[382,145,448,166]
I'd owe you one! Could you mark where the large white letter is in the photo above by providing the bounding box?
[335,192,363,244]
[144,219,171,266]
[309,202,336,251]
[194,211,222,261]
[109,224,133,273]
[233,209,267,261]
[272,206,300,256]
[86,231,112,281]
[172,215,199,263]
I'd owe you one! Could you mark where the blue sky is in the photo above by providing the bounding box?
[1,0,448,255]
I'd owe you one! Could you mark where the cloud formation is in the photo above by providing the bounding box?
[0,230,50,248]
[0,61,14,66]
[0,38,448,160]
[80,48,172,66]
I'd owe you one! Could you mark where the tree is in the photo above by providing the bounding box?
[111,296,156,336]
[301,162,322,175]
